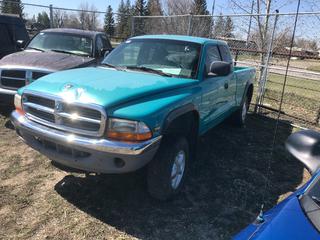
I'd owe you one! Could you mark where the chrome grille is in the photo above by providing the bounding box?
[0,69,49,90]
[22,91,106,137]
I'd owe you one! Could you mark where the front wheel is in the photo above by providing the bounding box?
[147,137,189,200]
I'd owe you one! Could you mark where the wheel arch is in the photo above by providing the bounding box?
[161,104,200,160]
[162,103,200,137]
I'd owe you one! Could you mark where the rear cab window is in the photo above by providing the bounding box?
[218,45,233,64]
[205,45,222,75]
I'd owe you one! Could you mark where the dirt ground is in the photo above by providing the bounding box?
[0,109,310,240]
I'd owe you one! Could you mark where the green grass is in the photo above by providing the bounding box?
[255,73,320,124]
[307,65,320,73]
[266,73,320,101]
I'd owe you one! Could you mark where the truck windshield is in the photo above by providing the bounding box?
[27,32,93,57]
[103,39,201,79]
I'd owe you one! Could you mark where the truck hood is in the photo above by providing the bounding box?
[22,67,197,108]
[0,50,95,71]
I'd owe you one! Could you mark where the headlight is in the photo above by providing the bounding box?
[107,118,152,141]
[14,94,24,114]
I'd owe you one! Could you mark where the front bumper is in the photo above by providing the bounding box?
[11,110,162,173]
[0,88,16,105]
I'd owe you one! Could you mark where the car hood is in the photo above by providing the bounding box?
[21,67,197,108]
[234,196,319,240]
[0,50,95,71]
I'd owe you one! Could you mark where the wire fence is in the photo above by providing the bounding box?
[1,0,320,129]
[132,12,320,129]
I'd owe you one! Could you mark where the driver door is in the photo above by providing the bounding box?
[199,44,232,126]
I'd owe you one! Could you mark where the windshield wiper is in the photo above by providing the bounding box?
[100,63,127,71]
[125,66,173,77]
[27,47,44,52]
[51,49,73,55]
[50,49,89,57]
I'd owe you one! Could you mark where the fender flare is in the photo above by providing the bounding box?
[162,103,198,133]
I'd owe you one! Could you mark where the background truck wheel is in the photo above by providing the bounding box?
[232,95,249,127]
[147,136,189,200]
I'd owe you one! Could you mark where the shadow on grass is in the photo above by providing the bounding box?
[54,114,304,239]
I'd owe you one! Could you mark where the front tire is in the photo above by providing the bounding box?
[147,137,189,200]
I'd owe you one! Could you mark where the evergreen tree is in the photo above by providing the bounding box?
[116,0,131,38]
[37,12,50,29]
[224,16,234,38]
[1,0,24,18]
[104,5,115,37]
[133,0,147,16]
[146,0,163,16]
[191,0,211,37]
[132,0,147,35]
[212,14,234,38]
[213,13,225,38]
[192,0,209,15]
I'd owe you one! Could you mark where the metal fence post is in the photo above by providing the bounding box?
[254,10,279,113]
[131,16,135,37]
[316,108,320,125]
[187,14,192,36]
[49,4,53,28]
[246,0,254,46]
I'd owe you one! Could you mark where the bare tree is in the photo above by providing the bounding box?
[64,13,82,29]
[78,2,99,30]
[53,9,66,28]
[162,0,193,35]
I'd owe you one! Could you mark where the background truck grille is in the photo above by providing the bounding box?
[0,69,49,90]
[22,92,106,137]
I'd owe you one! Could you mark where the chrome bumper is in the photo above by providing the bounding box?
[11,110,162,173]
[0,87,16,95]
[11,110,162,156]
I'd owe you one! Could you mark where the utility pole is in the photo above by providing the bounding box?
[49,4,53,28]
[210,0,216,38]
[246,0,254,46]
[211,0,216,15]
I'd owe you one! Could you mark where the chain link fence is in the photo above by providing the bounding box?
[1,0,320,129]
[132,12,320,129]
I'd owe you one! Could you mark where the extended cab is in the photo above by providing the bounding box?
[11,35,255,200]
[0,28,112,106]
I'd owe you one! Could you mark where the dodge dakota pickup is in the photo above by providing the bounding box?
[11,35,255,200]
[0,28,112,106]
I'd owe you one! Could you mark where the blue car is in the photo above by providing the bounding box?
[234,130,320,240]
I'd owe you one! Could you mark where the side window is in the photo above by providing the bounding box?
[0,24,12,49]
[205,45,221,74]
[107,41,142,66]
[95,36,103,57]
[101,35,112,50]
[219,45,233,64]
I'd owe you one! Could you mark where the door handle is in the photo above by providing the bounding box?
[224,83,229,89]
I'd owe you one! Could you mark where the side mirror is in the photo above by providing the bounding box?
[100,48,113,58]
[16,40,25,50]
[209,61,231,76]
[286,130,320,175]
[103,49,111,58]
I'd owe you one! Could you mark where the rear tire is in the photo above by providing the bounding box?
[232,95,249,127]
[147,136,189,200]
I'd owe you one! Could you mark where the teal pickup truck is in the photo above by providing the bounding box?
[11,35,255,200]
